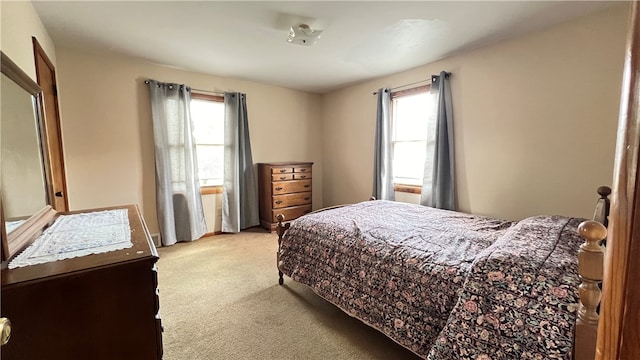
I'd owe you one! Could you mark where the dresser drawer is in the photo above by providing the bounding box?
[272,179,312,195]
[273,192,312,209]
[271,167,293,174]
[272,204,312,222]
[293,172,311,180]
[272,173,294,181]
[294,166,311,173]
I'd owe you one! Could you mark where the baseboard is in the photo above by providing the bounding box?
[152,232,221,247]
[200,231,222,238]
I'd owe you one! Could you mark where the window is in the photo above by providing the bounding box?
[190,93,225,186]
[391,86,436,187]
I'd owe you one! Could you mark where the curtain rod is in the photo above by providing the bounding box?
[372,72,451,95]
[144,80,225,96]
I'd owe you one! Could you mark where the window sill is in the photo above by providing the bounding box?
[394,184,422,194]
[200,186,223,195]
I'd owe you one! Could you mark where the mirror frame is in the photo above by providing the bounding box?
[1,51,57,262]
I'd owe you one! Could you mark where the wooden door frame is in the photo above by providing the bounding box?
[596,2,640,359]
[32,37,69,212]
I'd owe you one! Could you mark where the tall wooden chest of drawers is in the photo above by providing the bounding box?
[258,162,313,231]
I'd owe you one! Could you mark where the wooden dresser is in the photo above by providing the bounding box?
[258,162,313,231]
[1,205,162,360]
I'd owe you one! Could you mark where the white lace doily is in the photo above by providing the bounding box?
[9,209,133,269]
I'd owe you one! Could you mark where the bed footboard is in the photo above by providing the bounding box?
[574,186,610,360]
[276,214,289,285]
[574,220,607,360]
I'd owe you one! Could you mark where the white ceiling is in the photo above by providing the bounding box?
[32,1,618,94]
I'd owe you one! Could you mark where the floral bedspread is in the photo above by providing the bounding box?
[427,216,583,360]
[277,201,584,359]
[277,200,514,357]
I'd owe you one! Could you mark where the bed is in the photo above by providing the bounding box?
[275,192,609,359]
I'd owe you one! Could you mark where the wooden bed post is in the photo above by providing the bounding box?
[276,214,289,285]
[574,220,607,360]
[593,186,611,227]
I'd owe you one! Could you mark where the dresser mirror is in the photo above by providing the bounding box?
[1,51,54,261]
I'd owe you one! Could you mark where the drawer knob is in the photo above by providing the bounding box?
[279,169,287,173]
[280,176,286,180]
[300,168,306,171]
[299,175,306,179]
[275,186,283,191]
[0,318,11,346]
[275,200,283,204]
[304,184,310,188]
[304,197,311,201]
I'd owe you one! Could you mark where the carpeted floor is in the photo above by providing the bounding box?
[156,229,422,360]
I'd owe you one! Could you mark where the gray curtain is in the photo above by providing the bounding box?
[147,80,207,246]
[421,72,455,210]
[373,88,395,201]
[222,92,259,233]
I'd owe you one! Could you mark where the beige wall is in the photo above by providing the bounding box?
[55,49,324,234]
[0,1,56,219]
[0,1,56,79]
[322,4,630,221]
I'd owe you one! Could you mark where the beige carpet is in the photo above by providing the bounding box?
[157,229,421,360]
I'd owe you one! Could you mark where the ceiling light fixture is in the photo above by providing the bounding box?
[287,23,322,46]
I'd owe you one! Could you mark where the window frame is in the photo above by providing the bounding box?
[190,92,225,193]
[390,84,431,193]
